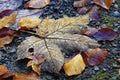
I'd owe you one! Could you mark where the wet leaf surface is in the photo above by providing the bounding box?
[93,28,117,41]
[82,48,108,66]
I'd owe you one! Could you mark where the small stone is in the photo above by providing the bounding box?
[94,66,99,71]
[114,4,118,8]
[103,68,107,71]
[113,11,120,17]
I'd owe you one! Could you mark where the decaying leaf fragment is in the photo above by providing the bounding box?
[18,17,41,29]
[0,9,14,19]
[0,65,14,79]
[0,65,8,76]
[63,54,86,76]
[80,26,98,36]
[25,0,50,8]
[0,14,16,29]
[13,72,41,80]
[73,0,88,8]
[93,0,113,9]
[0,28,20,47]
[27,54,44,74]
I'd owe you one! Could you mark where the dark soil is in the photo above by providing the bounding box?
[0,0,120,80]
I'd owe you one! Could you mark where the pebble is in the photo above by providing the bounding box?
[113,11,120,17]
[94,66,99,71]
[114,4,118,8]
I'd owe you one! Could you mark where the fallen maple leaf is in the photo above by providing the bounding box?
[0,14,16,29]
[93,0,113,9]
[13,72,41,80]
[24,0,50,8]
[82,48,108,66]
[73,0,88,8]
[63,54,86,76]
[93,28,117,41]
[17,16,100,74]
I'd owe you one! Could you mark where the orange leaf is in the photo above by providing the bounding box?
[82,48,108,66]
[93,0,113,9]
[0,65,8,76]
[13,72,41,80]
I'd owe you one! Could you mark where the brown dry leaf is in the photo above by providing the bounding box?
[0,36,13,48]
[0,28,20,48]
[0,65,14,79]
[93,0,113,9]
[0,14,16,29]
[13,72,41,80]
[25,0,50,8]
[17,16,100,74]
[80,26,98,36]
[82,48,108,66]
[73,0,88,8]
[18,17,41,29]
[63,54,86,76]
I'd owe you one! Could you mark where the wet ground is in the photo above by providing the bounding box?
[0,0,120,80]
